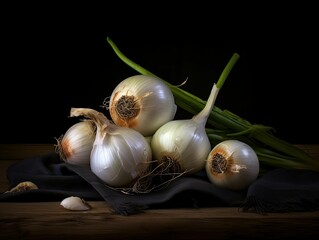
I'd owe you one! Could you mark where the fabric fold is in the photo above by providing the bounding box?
[242,168,319,213]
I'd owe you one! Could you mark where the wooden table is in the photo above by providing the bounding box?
[1,144,319,239]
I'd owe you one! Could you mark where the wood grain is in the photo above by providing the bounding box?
[0,144,55,160]
[1,202,319,240]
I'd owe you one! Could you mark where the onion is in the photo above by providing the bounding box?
[151,85,217,174]
[108,74,177,136]
[70,107,152,188]
[151,53,240,175]
[55,120,96,166]
[205,140,260,190]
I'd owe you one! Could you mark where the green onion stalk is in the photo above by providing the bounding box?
[106,37,319,172]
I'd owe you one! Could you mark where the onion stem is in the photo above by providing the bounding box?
[106,37,319,171]
[193,53,239,125]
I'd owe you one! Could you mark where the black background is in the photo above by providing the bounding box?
[1,3,318,144]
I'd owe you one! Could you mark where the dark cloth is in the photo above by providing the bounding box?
[1,153,101,201]
[1,153,319,215]
[242,168,319,213]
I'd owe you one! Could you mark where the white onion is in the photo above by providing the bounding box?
[108,74,177,136]
[150,52,240,176]
[151,83,220,175]
[205,140,260,190]
[55,120,95,166]
[70,107,152,188]
[151,119,211,174]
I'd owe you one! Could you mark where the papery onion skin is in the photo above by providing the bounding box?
[56,121,95,166]
[205,140,260,191]
[109,74,177,137]
[151,119,211,174]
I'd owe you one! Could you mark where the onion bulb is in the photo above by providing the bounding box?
[70,107,152,188]
[55,120,96,166]
[151,84,218,175]
[151,53,240,175]
[205,140,260,191]
[108,74,177,136]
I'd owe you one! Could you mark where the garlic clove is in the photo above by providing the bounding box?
[60,196,91,211]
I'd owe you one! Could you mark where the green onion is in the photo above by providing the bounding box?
[106,37,319,172]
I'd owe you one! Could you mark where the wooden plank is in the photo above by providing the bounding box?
[0,202,318,239]
[0,144,55,160]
